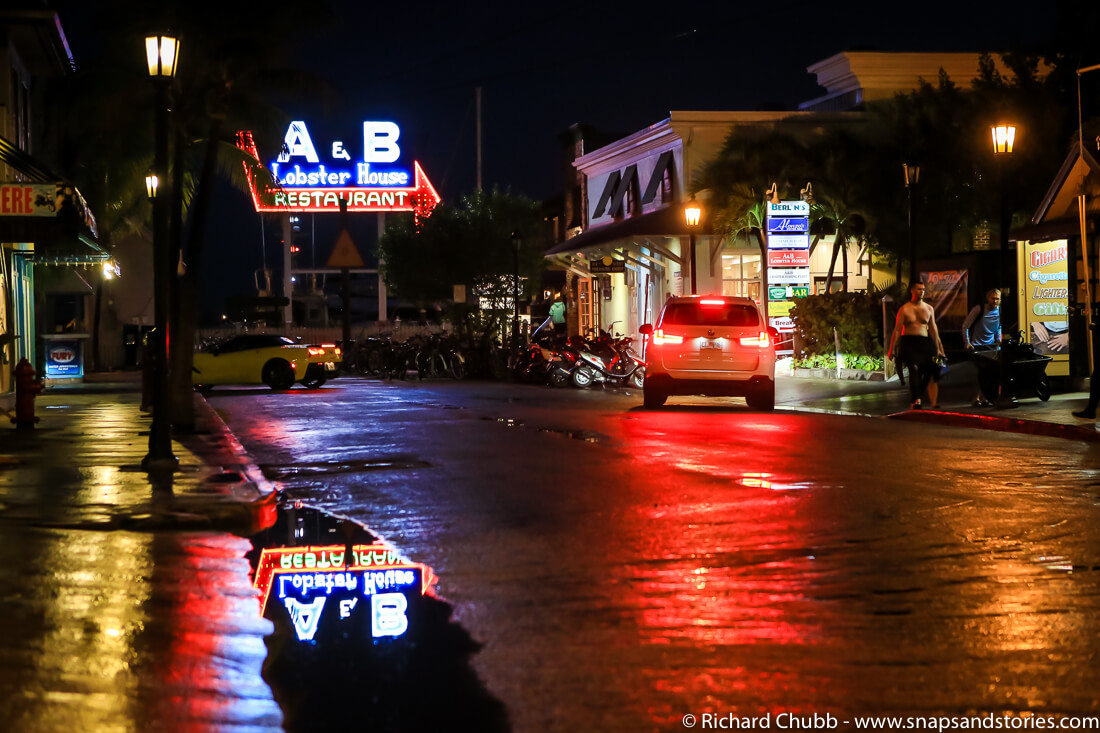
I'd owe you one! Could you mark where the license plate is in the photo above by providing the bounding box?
[700,339,722,350]
[324,361,336,370]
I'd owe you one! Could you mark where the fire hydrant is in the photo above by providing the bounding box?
[13,358,43,429]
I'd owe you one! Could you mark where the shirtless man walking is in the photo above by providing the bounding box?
[887,281,946,410]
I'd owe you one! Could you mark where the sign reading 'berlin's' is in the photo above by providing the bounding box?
[237,121,441,217]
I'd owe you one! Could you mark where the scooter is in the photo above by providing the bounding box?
[571,330,645,389]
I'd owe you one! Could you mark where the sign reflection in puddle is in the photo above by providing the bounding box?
[248,501,508,732]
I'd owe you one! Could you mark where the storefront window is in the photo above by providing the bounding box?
[721,252,762,302]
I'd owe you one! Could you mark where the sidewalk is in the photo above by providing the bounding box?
[0,382,283,732]
[777,359,1100,443]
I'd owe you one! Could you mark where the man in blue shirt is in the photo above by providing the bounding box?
[962,288,1002,406]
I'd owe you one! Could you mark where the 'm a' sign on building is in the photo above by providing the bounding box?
[237,120,441,217]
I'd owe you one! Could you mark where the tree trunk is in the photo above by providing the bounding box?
[824,234,846,293]
[807,233,822,258]
[755,228,768,307]
[841,236,848,292]
[171,117,224,431]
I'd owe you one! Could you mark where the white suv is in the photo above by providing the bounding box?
[639,295,776,410]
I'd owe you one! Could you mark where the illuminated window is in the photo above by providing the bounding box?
[721,252,762,301]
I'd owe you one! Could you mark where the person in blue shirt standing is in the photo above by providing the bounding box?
[962,288,1002,406]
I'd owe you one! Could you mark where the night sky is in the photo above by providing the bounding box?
[50,0,1093,321]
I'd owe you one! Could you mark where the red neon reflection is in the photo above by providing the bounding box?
[254,544,436,615]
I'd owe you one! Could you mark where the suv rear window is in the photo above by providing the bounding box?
[660,303,760,327]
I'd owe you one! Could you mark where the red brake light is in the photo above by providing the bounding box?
[308,347,325,356]
[699,298,725,306]
[738,331,771,348]
[652,329,684,345]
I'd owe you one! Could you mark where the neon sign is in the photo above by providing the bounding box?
[253,544,435,642]
[237,119,441,217]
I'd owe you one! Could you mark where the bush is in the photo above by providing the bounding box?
[789,292,883,360]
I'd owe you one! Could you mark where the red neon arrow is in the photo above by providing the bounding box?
[235,130,441,219]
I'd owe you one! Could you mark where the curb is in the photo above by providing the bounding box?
[887,408,1100,443]
[182,395,282,530]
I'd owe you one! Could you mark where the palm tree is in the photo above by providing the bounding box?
[57,1,333,429]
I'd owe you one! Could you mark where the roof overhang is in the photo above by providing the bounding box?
[545,206,711,256]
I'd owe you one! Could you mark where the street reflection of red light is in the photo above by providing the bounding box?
[618,412,824,727]
[146,533,282,729]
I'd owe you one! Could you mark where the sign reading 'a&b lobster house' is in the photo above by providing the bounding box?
[237,120,441,218]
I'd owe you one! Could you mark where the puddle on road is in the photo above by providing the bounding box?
[481,416,608,443]
[247,502,508,732]
[259,457,432,481]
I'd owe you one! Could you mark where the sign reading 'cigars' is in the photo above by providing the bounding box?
[237,121,441,217]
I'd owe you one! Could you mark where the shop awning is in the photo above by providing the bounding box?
[545,206,713,256]
[1,136,102,263]
[1010,216,1096,244]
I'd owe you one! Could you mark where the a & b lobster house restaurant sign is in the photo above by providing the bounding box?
[236,121,441,218]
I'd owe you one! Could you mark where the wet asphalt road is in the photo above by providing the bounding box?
[210,378,1100,732]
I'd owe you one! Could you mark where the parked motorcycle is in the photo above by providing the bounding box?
[570,326,645,389]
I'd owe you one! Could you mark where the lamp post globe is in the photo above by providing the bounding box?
[511,231,522,350]
[141,34,180,471]
[903,163,920,284]
[684,196,702,295]
[991,123,1017,299]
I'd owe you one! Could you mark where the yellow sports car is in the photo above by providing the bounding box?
[301,342,343,388]
[193,334,316,391]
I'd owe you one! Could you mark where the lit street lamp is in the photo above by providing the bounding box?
[684,195,701,295]
[142,34,180,470]
[991,123,1016,300]
[903,163,920,284]
[511,231,521,350]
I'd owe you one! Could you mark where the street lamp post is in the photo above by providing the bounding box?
[991,123,1016,296]
[903,163,920,285]
[684,195,702,295]
[142,34,180,470]
[511,231,521,349]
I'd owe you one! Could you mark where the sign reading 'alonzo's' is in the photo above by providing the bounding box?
[237,121,441,217]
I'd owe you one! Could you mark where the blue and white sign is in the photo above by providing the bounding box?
[44,339,83,378]
[767,233,810,250]
[767,217,809,233]
[767,201,810,217]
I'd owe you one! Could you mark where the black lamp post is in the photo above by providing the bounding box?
[142,34,180,470]
[511,231,521,349]
[991,123,1016,295]
[903,163,920,285]
[684,195,701,295]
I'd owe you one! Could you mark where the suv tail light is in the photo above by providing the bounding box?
[738,331,771,348]
[652,329,684,345]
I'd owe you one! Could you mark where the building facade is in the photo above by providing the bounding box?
[1,8,103,407]
[547,52,1022,346]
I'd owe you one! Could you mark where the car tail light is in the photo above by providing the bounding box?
[334,348,342,357]
[738,331,771,348]
[308,347,325,356]
[652,329,683,345]
[699,298,725,306]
